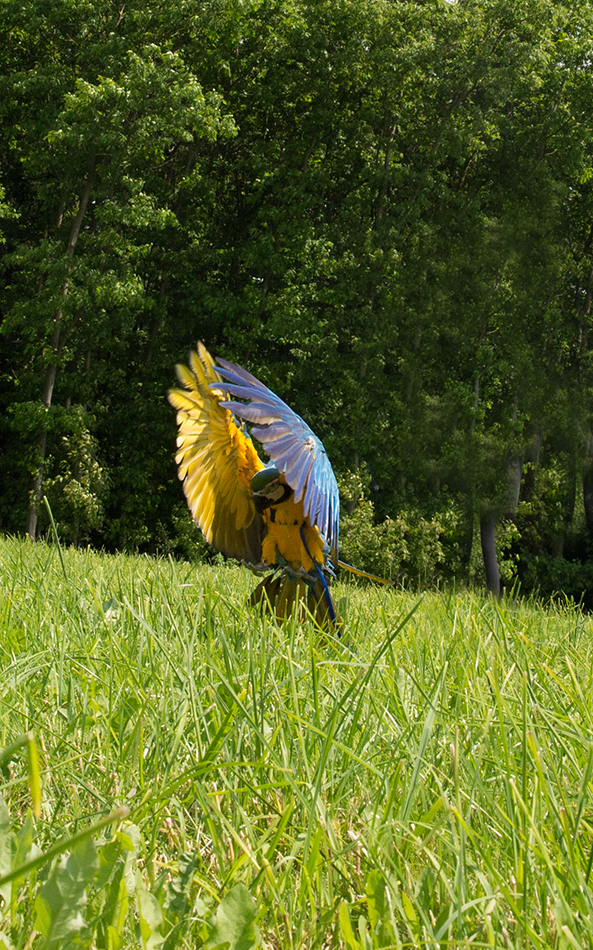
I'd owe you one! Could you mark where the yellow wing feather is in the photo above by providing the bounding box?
[168,343,265,562]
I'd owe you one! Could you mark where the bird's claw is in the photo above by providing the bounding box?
[285,565,318,585]
[242,559,271,576]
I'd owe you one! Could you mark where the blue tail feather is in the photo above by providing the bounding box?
[299,526,337,626]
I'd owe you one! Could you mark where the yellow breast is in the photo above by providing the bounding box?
[261,495,325,571]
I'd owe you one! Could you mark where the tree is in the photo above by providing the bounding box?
[0,0,233,542]
[2,0,593,599]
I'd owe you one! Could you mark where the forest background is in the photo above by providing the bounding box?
[2,0,593,601]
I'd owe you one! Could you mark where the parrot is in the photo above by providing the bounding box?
[168,342,340,625]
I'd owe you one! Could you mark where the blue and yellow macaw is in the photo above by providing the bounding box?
[168,343,340,624]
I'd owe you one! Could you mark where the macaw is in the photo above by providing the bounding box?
[168,343,339,625]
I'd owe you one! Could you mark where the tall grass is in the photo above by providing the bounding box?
[0,535,592,947]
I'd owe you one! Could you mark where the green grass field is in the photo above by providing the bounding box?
[1,535,592,948]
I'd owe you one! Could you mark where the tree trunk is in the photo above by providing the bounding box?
[507,454,523,514]
[473,387,521,597]
[477,451,522,599]
[26,166,95,540]
[480,515,500,599]
[506,394,522,515]
[584,451,593,535]
[522,426,542,503]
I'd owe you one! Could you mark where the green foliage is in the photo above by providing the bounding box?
[2,538,593,945]
[339,870,402,949]
[2,0,593,593]
[166,505,211,562]
[42,406,110,545]
[33,836,99,945]
[0,789,258,949]
[205,884,257,950]
[338,470,462,586]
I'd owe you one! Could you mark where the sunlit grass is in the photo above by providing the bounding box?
[1,535,592,947]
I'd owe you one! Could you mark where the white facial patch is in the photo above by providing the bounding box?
[261,480,285,502]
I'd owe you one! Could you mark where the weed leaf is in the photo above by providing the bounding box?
[206,884,257,950]
[136,869,164,949]
[0,794,11,911]
[33,834,98,946]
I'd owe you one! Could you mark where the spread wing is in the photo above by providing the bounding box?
[168,343,265,562]
[214,357,339,562]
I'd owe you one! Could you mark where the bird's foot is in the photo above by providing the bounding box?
[242,559,271,576]
[284,565,318,585]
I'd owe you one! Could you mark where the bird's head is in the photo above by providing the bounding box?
[251,466,291,506]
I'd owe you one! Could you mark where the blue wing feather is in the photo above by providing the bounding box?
[214,358,339,559]
[251,422,294,441]
[252,432,297,456]
[290,451,314,501]
[279,445,308,486]
[224,402,279,425]
[215,359,266,388]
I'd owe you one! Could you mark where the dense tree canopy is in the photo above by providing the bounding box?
[2,0,593,598]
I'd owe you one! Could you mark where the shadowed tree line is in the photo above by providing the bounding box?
[2,0,593,599]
